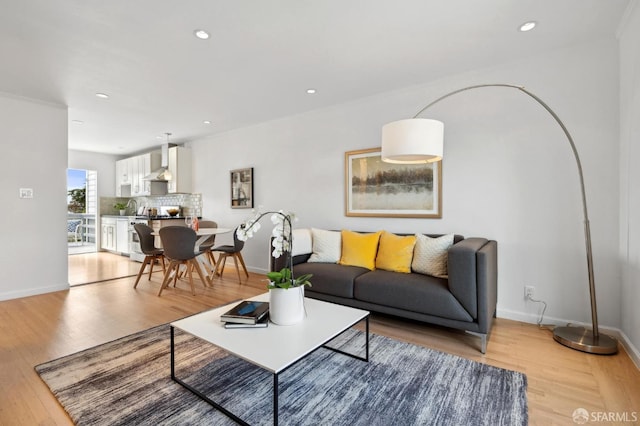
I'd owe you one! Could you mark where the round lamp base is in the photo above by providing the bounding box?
[553,326,618,355]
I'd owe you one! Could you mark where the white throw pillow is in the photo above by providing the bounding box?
[291,228,313,256]
[308,228,341,263]
[411,234,455,278]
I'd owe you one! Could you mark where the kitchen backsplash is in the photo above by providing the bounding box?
[100,193,203,216]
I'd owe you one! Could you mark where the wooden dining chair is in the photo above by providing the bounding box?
[158,226,209,296]
[133,223,166,289]
[212,227,249,284]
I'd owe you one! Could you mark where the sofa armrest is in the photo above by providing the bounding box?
[447,238,498,332]
[476,240,498,333]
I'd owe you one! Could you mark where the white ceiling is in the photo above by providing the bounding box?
[0,0,631,155]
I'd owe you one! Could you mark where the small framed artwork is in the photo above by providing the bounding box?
[345,148,442,218]
[230,167,254,209]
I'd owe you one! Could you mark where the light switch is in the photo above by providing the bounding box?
[19,188,34,198]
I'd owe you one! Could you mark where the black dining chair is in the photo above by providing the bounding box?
[133,223,166,289]
[212,226,249,284]
[158,226,209,296]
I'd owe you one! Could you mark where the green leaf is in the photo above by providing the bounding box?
[265,268,313,288]
[266,271,283,282]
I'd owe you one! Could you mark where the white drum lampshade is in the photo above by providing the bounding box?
[381,118,444,164]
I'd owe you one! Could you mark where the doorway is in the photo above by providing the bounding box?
[67,168,97,255]
[67,168,139,286]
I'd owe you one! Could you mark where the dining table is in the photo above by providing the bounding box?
[194,227,233,244]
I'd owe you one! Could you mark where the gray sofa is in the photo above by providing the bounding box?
[271,233,498,353]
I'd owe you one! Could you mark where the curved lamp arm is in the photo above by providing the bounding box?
[393,83,616,353]
[413,84,589,222]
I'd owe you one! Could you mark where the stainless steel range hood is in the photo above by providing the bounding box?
[144,142,176,181]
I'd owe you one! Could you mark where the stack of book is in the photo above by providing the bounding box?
[220,300,269,328]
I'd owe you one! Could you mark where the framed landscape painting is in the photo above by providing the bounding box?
[230,167,254,209]
[345,148,442,218]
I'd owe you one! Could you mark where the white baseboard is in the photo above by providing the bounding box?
[246,266,268,274]
[498,308,640,371]
[0,283,69,302]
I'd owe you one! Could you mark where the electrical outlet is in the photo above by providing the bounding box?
[524,285,535,300]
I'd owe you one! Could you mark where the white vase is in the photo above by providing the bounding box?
[269,286,305,326]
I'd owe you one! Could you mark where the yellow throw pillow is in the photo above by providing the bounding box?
[339,230,382,270]
[375,231,417,273]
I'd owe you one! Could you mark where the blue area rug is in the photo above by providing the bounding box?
[36,324,527,425]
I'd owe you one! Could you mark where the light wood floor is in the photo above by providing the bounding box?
[2,261,639,425]
[68,251,140,286]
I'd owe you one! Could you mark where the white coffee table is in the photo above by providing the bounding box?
[170,293,370,426]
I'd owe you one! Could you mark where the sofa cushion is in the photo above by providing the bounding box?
[412,234,455,278]
[308,228,341,263]
[354,270,473,322]
[339,230,382,270]
[375,231,416,273]
[293,263,367,299]
[291,228,312,256]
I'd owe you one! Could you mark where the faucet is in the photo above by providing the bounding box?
[126,199,137,215]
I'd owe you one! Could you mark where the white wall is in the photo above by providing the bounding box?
[619,2,640,357]
[0,93,69,301]
[191,37,621,331]
[68,149,119,198]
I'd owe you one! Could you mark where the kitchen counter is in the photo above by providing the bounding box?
[143,216,200,220]
[142,216,202,221]
[100,215,200,220]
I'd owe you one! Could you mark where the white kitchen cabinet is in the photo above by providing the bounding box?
[139,154,152,195]
[115,159,128,196]
[101,218,116,251]
[129,157,139,195]
[116,218,129,254]
[167,146,192,193]
[102,216,130,254]
[115,152,161,196]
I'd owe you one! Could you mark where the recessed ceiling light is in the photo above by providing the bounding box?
[95,92,109,99]
[194,29,210,40]
[203,120,212,125]
[519,21,537,32]
[156,136,163,140]
[71,120,84,125]
[306,88,317,94]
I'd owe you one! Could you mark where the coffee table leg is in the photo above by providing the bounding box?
[171,327,250,426]
[170,326,175,379]
[322,315,370,362]
[273,372,279,426]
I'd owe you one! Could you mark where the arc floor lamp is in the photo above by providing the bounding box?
[381,83,617,355]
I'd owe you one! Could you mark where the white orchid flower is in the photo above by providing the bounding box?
[236,210,295,260]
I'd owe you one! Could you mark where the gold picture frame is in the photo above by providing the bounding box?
[345,148,442,218]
